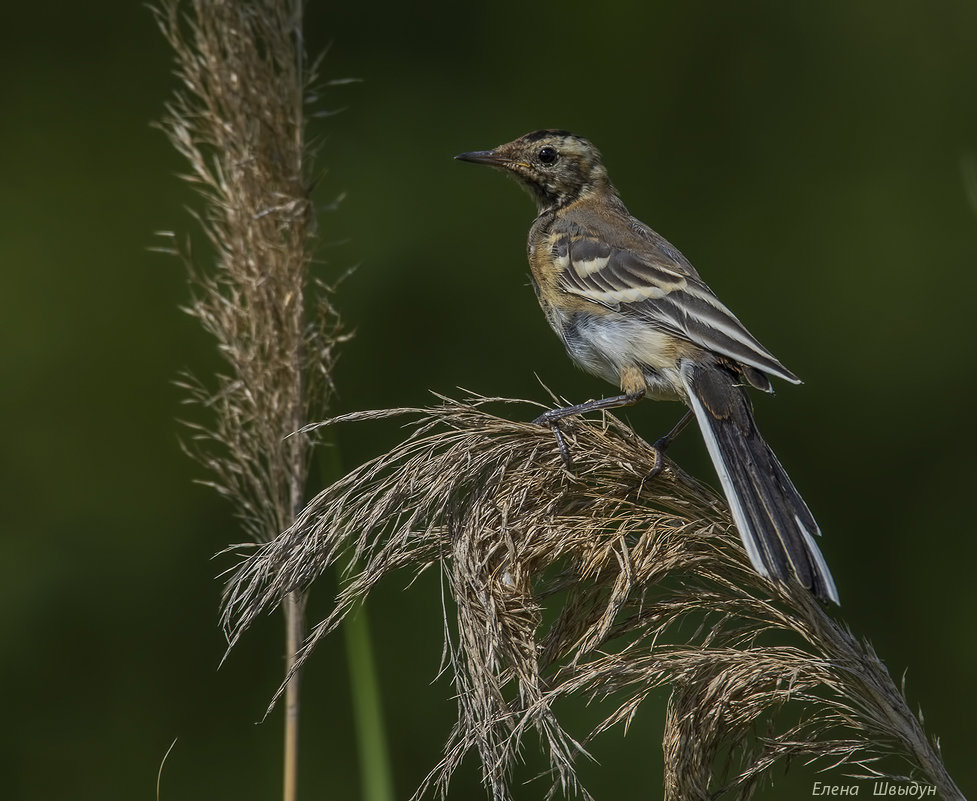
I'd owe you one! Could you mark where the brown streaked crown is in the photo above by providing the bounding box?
[455,130,611,211]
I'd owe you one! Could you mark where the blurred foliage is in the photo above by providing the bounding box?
[0,1,975,800]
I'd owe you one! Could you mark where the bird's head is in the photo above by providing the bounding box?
[456,130,610,211]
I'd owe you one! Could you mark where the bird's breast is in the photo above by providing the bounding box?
[528,224,689,400]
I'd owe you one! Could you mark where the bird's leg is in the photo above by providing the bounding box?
[533,390,646,425]
[534,390,645,468]
[550,421,572,469]
[654,409,694,452]
[645,409,694,481]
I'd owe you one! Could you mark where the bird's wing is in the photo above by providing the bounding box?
[555,233,799,384]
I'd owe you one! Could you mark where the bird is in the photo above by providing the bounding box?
[455,129,839,604]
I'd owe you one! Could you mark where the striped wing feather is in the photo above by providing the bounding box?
[557,234,799,385]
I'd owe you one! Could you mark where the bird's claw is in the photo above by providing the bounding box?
[532,409,557,426]
[645,442,667,482]
[642,410,692,484]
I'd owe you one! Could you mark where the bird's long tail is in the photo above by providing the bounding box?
[679,362,839,604]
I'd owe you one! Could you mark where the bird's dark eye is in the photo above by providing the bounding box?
[538,146,559,165]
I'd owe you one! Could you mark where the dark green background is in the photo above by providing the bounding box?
[2,1,975,799]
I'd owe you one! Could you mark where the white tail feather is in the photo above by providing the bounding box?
[682,372,772,580]
[679,363,840,605]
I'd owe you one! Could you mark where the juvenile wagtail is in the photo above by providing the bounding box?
[456,130,839,604]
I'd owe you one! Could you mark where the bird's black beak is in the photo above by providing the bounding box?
[454,149,510,167]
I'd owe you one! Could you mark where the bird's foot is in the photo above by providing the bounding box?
[642,410,695,484]
[534,415,573,470]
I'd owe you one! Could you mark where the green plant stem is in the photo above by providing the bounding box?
[344,606,395,801]
[318,436,394,801]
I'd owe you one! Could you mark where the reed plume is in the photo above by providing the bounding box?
[223,394,964,801]
[154,2,347,799]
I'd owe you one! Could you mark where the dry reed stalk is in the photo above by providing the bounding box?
[223,394,964,801]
